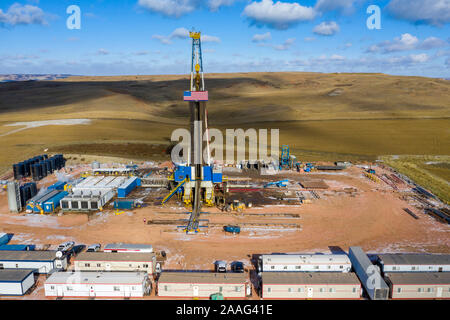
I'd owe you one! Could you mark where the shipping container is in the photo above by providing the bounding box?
[48,181,67,191]
[114,200,135,210]
[43,191,69,213]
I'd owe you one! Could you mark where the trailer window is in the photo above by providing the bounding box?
[283,266,288,270]
[143,264,149,268]
[271,266,275,270]
[51,286,55,290]
[66,286,73,291]
[319,288,325,293]
[219,287,223,293]
[235,286,241,292]
[85,263,90,267]
[295,266,300,269]
[352,288,357,293]
[339,265,343,269]
[114,286,120,291]
[298,288,304,292]
[397,288,402,293]
[288,288,292,292]
[418,288,423,293]
[314,266,319,270]
[411,266,416,270]
[267,288,271,293]
[427,288,434,293]
[164,286,168,291]
[329,288,336,293]
[97,264,101,267]
[327,266,331,269]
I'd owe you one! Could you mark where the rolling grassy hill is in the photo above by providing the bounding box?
[0,72,449,199]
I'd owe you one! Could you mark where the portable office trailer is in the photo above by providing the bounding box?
[377,254,450,273]
[157,272,247,298]
[0,251,67,274]
[348,246,389,300]
[44,271,151,298]
[74,252,156,274]
[386,272,450,299]
[0,269,35,296]
[261,272,361,300]
[117,177,140,198]
[104,243,153,253]
[259,254,352,273]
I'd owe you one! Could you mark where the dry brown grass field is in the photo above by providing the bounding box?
[0,72,449,191]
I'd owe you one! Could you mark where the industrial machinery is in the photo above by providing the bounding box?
[223,200,249,213]
[164,30,223,234]
[264,179,289,188]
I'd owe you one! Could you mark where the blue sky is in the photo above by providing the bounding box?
[0,0,449,77]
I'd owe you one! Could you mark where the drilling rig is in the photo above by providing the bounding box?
[170,31,223,234]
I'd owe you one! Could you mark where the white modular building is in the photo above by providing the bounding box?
[0,269,36,296]
[157,272,248,299]
[44,271,151,298]
[0,251,67,274]
[259,254,352,273]
[377,254,450,273]
[386,273,450,299]
[104,243,153,253]
[60,176,128,212]
[261,272,362,300]
[72,176,128,195]
[74,252,156,275]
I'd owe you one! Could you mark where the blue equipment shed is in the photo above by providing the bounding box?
[0,233,11,246]
[0,244,35,251]
[117,177,141,198]
[43,191,68,213]
[48,181,67,191]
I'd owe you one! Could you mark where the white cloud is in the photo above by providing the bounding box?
[330,54,345,61]
[153,27,220,44]
[313,21,340,36]
[367,34,447,53]
[208,0,236,12]
[202,34,221,43]
[97,49,110,55]
[0,3,47,27]
[387,0,450,26]
[304,37,316,42]
[273,38,295,51]
[419,37,448,50]
[252,32,271,42]
[137,0,198,18]
[409,53,429,63]
[314,0,361,15]
[242,0,316,30]
[258,37,295,51]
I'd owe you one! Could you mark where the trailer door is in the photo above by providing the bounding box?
[193,286,199,297]
[124,286,131,298]
[307,287,313,298]
[57,286,64,297]
[437,287,443,298]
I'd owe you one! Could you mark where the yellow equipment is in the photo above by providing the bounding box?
[365,172,379,182]
[224,200,247,213]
